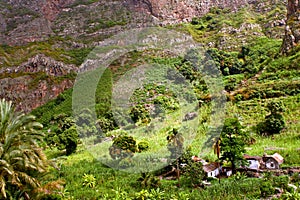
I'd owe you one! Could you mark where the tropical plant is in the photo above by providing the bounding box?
[167,128,184,186]
[0,99,48,199]
[281,190,300,200]
[82,173,96,188]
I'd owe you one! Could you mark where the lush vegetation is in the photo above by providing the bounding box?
[1,2,299,199]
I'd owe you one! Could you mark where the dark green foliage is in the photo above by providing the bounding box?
[241,38,281,77]
[220,118,247,173]
[290,172,300,184]
[109,133,137,160]
[257,101,286,135]
[182,160,205,187]
[264,114,285,134]
[40,194,63,200]
[46,114,78,155]
[260,181,275,198]
[130,104,151,124]
[31,89,73,127]
[153,96,179,112]
[61,126,78,155]
[136,173,160,189]
[273,175,289,190]
[267,101,285,114]
[207,48,243,76]
[95,69,112,118]
[96,115,118,133]
[66,47,93,65]
[75,108,99,138]
[129,83,180,125]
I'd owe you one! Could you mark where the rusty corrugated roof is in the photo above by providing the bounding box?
[203,162,219,172]
[243,154,262,160]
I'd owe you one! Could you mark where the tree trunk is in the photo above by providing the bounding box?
[281,0,300,54]
[176,153,180,187]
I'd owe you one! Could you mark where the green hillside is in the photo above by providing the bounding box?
[1,1,299,199]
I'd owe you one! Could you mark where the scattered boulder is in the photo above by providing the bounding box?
[183,112,198,121]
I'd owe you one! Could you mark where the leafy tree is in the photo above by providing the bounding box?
[47,114,78,155]
[182,159,205,187]
[220,118,247,173]
[60,126,78,155]
[257,101,286,136]
[75,108,99,137]
[0,99,48,199]
[130,104,151,125]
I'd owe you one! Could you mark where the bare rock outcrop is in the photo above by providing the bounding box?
[0,55,77,112]
[281,0,300,53]
[0,54,77,76]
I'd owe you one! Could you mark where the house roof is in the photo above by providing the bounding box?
[263,153,284,164]
[203,162,219,173]
[192,156,208,165]
[243,154,262,160]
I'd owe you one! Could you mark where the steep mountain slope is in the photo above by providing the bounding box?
[0,0,289,112]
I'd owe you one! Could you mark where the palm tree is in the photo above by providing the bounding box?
[167,128,184,187]
[0,99,48,199]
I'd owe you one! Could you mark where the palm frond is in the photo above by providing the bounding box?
[0,176,7,199]
[16,172,40,188]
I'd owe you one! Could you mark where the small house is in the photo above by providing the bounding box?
[262,153,284,169]
[222,167,233,177]
[243,154,262,170]
[203,162,221,178]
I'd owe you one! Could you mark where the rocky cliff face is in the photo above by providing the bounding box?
[0,54,76,112]
[0,0,272,45]
[148,0,250,24]
[281,0,300,53]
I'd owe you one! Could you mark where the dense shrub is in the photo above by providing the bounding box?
[257,101,286,135]
[109,133,137,160]
[260,181,275,198]
[75,108,99,137]
[136,173,160,189]
[273,175,289,190]
[138,141,149,152]
[263,114,285,134]
[130,104,151,124]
